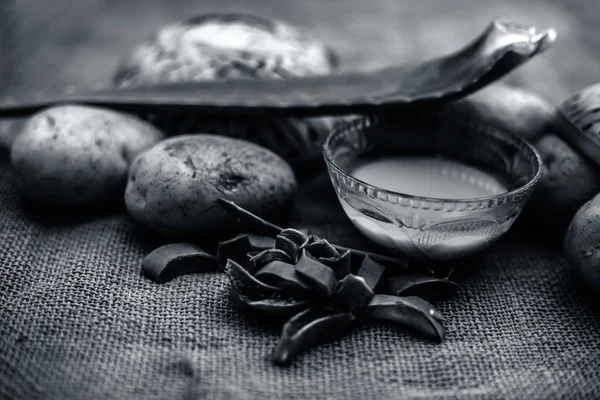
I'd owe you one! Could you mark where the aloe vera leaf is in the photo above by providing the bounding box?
[225,258,312,319]
[217,198,283,236]
[231,290,312,320]
[377,274,459,300]
[215,233,274,273]
[224,259,282,299]
[249,248,292,271]
[320,250,352,280]
[305,239,339,259]
[358,294,446,342]
[307,234,321,243]
[217,235,253,271]
[275,228,309,262]
[331,274,374,311]
[357,255,387,290]
[272,306,355,366]
[255,260,312,293]
[141,242,218,283]
[246,234,276,251]
[294,250,337,298]
[0,20,556,118]
[219,199,410,269]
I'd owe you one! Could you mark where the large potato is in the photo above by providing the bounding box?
[515,83,600,232]
[113,13,338,86]
[442,82,554,143]
[522,133,600,231]
[112,13,339,166]
[564,193,600,293]
[124,134,297,239]
[10,105,165,207]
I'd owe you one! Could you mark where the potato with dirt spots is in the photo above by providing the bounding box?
[10,105,165,207]
[124,134,297,239]
[564,193,600,294]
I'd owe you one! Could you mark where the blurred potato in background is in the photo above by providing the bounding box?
[0,1,15,88]
[0,0,20,149]
[6,0,600,103]
[2,0,600,152]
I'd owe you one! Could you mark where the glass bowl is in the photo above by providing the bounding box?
[323,113,542,262]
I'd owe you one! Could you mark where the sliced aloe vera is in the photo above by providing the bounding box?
[272,306,355,365]
[357,255,387,290]
[320,250,352,280]
[377,273,459,300]
[255,260,312,293]
[224,259,282,298]
[305,239,339,259]
[276,228,309,262]
[331,274,374,311]
[141,242,218,283]
[358,294,445,342]
[217,233,275,271]
[294,250,337,298]
[249,248,292,271]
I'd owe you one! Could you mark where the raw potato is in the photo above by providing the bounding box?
[564,193,600,293]
[124,134,297,239]
[443,82,554,143]
[524,133,600,230]
[0,120,24,149]
[10,105,165,207]
[113,14,338,86]
[112,13,340,168]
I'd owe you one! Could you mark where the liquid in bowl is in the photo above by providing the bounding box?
[323,115,542,262]
[349,156,507,199]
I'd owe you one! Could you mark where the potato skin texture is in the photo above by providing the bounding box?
[112,14,339,167]
[124,134,297,239]
[10,105,165,207]
[443,82,554,143]
[564,194,600,293]
[522,133,600,231]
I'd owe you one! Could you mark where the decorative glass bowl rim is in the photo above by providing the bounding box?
[322,115,543,207]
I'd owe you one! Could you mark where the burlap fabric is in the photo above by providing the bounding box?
[1,153,600,399]
[2,1,600,398]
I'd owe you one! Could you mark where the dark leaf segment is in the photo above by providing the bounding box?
[217,222,454,365]
[357,295,446,342]
[141,242,218,283]
[273,306,356,366]
[140,200,459,365]
[376,273,460,300]
[0,20,555,118]
[217,198,410,269]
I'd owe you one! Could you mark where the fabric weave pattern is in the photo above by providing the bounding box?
[2,1,600,398]
[1,158,599,400]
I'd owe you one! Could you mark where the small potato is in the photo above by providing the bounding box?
[443,82,554,143]
[564,193,600,293]
[10,105,164,207]
[523,133,600,230]
[124,134,297,239]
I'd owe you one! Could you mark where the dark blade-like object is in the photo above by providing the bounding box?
[0,20,555,118]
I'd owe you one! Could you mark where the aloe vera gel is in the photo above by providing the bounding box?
[350,156,507,199]
[341,156,510,260]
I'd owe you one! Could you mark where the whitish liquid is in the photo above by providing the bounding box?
[350,156,507,199]
[343,156,510,260]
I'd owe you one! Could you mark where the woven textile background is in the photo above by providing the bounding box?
[2,157,600,400]
[1,0,600,399]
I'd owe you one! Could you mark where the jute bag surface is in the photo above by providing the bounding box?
[2,1,600,399]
